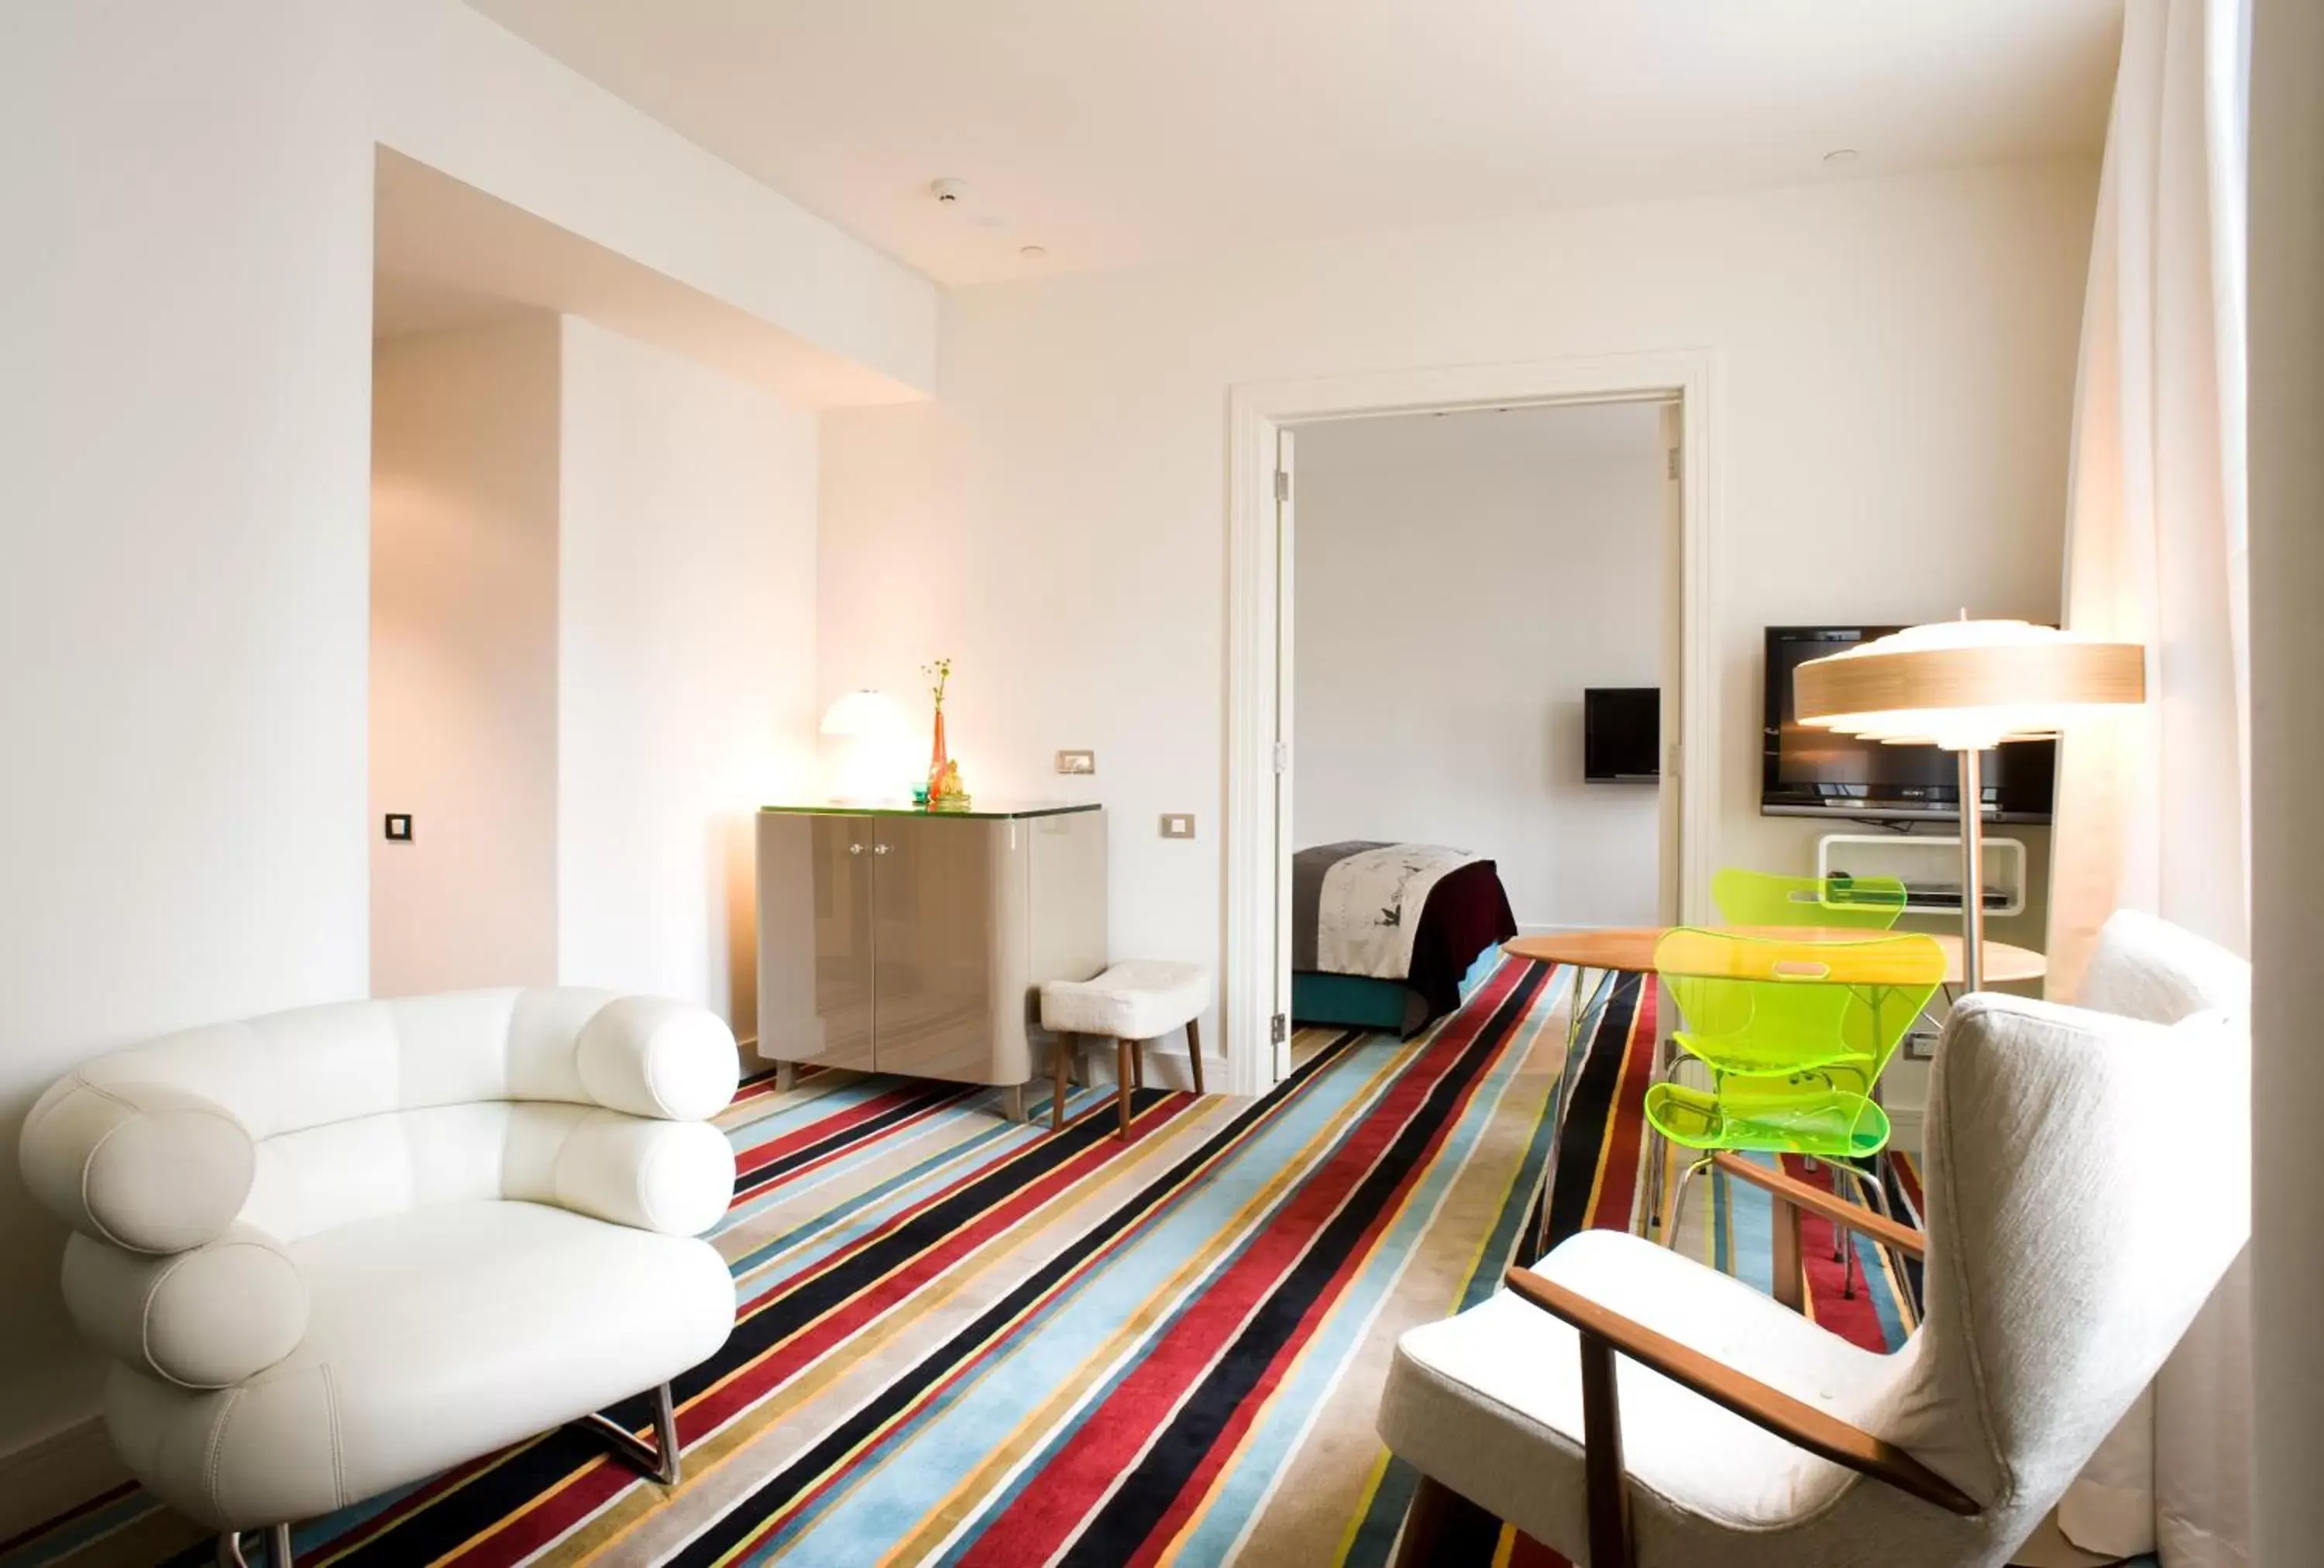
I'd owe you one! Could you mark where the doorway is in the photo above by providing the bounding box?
[1225,353,1717,1092]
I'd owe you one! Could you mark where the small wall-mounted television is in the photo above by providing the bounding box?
[1762,626,2056,824]
[1584,687,1660,782]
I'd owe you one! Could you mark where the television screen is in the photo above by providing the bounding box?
[1584,687,1659,782]
[1762,627,2055,822]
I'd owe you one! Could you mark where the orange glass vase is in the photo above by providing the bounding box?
[927,708,948,794]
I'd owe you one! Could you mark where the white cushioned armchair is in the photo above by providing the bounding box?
[19,988,741,1566]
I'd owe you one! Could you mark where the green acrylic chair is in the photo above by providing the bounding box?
[1646,927,1944,1281]
[1710,868,1912,931]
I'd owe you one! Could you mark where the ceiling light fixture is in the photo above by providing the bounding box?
[1824,149,1860,166]
[1019,245,1047,259]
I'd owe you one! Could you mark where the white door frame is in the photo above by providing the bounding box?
[1223,349,1720,1095]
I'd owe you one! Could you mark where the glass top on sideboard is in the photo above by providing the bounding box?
[758,800,1102,820]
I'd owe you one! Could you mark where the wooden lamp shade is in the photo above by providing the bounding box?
[1794,619,2146,991]
[1794,619,2145,749]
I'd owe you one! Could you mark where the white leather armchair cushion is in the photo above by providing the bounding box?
[1041,962,1212,1040]
[527,1106,736,1236]
[106,1199,734,1530]
[19,1075,253,1253]
[573,995,742,1121]
[62,1224,305,1389]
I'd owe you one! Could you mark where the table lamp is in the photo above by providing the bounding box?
[820,689,910,803]
[1794,618,2144,990]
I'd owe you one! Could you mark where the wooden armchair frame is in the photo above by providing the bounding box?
[1393,1154,1976,1568]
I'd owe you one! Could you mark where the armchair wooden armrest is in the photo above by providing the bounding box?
[1504,1264,1977,1568]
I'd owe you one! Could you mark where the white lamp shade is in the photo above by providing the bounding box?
[820,689,907,739]
[1796,619,2146,751]
[820,690,913,802]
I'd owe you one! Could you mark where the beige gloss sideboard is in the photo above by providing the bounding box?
[754,802,1107,1119]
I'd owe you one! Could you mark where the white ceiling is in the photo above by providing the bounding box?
[1294,400,1667,474]
[471,0,2121,287]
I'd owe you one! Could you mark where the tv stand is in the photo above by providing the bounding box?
[1815,833,2027,919]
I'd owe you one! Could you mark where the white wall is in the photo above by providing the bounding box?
[0,0,930,1459]
[1292,404,1666,930]
[2249,0,2324,1553]
[0,2,374,1452]
[820,158,2095,1057]
[557,318,820,1040]
[370,318,563,995]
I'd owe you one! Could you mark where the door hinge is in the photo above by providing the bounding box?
[1666,447,1680,481]
[1272,741,1290,775]
[1274,468,1292,504]
[1270,1013,1288,1044]
[1666,740,1683,779]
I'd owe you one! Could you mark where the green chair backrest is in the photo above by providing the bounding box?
[1710,868,1910,930]
[1652,927,1944,1095]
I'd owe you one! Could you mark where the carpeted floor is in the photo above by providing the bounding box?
[7,958,1930,1567]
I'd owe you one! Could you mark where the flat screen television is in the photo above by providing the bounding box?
[1584,687,1659,782]
[1762,626,2056,823]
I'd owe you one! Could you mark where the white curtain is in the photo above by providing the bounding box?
[2047,0,2252,1564]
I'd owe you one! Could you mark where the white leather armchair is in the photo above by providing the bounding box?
[19,989,741,1567]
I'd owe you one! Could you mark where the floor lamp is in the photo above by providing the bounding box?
[1793,619,2144,992]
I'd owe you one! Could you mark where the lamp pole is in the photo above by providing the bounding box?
[1957,745,1985,993]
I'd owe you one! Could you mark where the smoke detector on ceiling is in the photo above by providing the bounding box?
[930,177,968,205]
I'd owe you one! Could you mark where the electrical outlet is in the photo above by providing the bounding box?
[1056,749,1096,775]
[1903,1028,1941,1061]
[383,813,414,843]
[1160,813,1196,840]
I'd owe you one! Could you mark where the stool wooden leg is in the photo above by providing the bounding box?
[1116,1039,1135,1140]
[1186,1017,1205,1095]
[1133,1040,1145,1092]
[1053,1033,1071,1133]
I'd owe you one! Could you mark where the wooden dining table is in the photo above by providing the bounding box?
[1504,925,2047,1257]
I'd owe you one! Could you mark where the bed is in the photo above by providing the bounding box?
[1290,841,1518,1037]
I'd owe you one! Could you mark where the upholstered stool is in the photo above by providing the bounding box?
[1040,961,1212,1139]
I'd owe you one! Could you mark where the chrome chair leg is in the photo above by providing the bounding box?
[575,1380,682,1486]
[216,1525,293,1568]
[1664,1156,1714,1252]
[1827,1161,1896,1302]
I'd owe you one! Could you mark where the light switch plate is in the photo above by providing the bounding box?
[1903,1028,1940,1061]
[383,813,414,843]
[1160,813,1196,839]
[1056,749,1096,775]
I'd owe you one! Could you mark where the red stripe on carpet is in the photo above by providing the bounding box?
[954,966,1527,1568]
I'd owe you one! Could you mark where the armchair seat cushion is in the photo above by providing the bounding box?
[1379,1229,1898,1560]
[107,1199,734,1530]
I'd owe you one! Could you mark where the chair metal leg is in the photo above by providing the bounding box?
[1829,1161,1906,1306]
[575,1380,682,1486]
[1664,1156,1714,1251]
[216,1525,293,1568]
[1052,1031,1072,1133]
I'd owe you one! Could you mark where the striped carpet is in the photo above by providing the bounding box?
[5,958,1920,1567]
